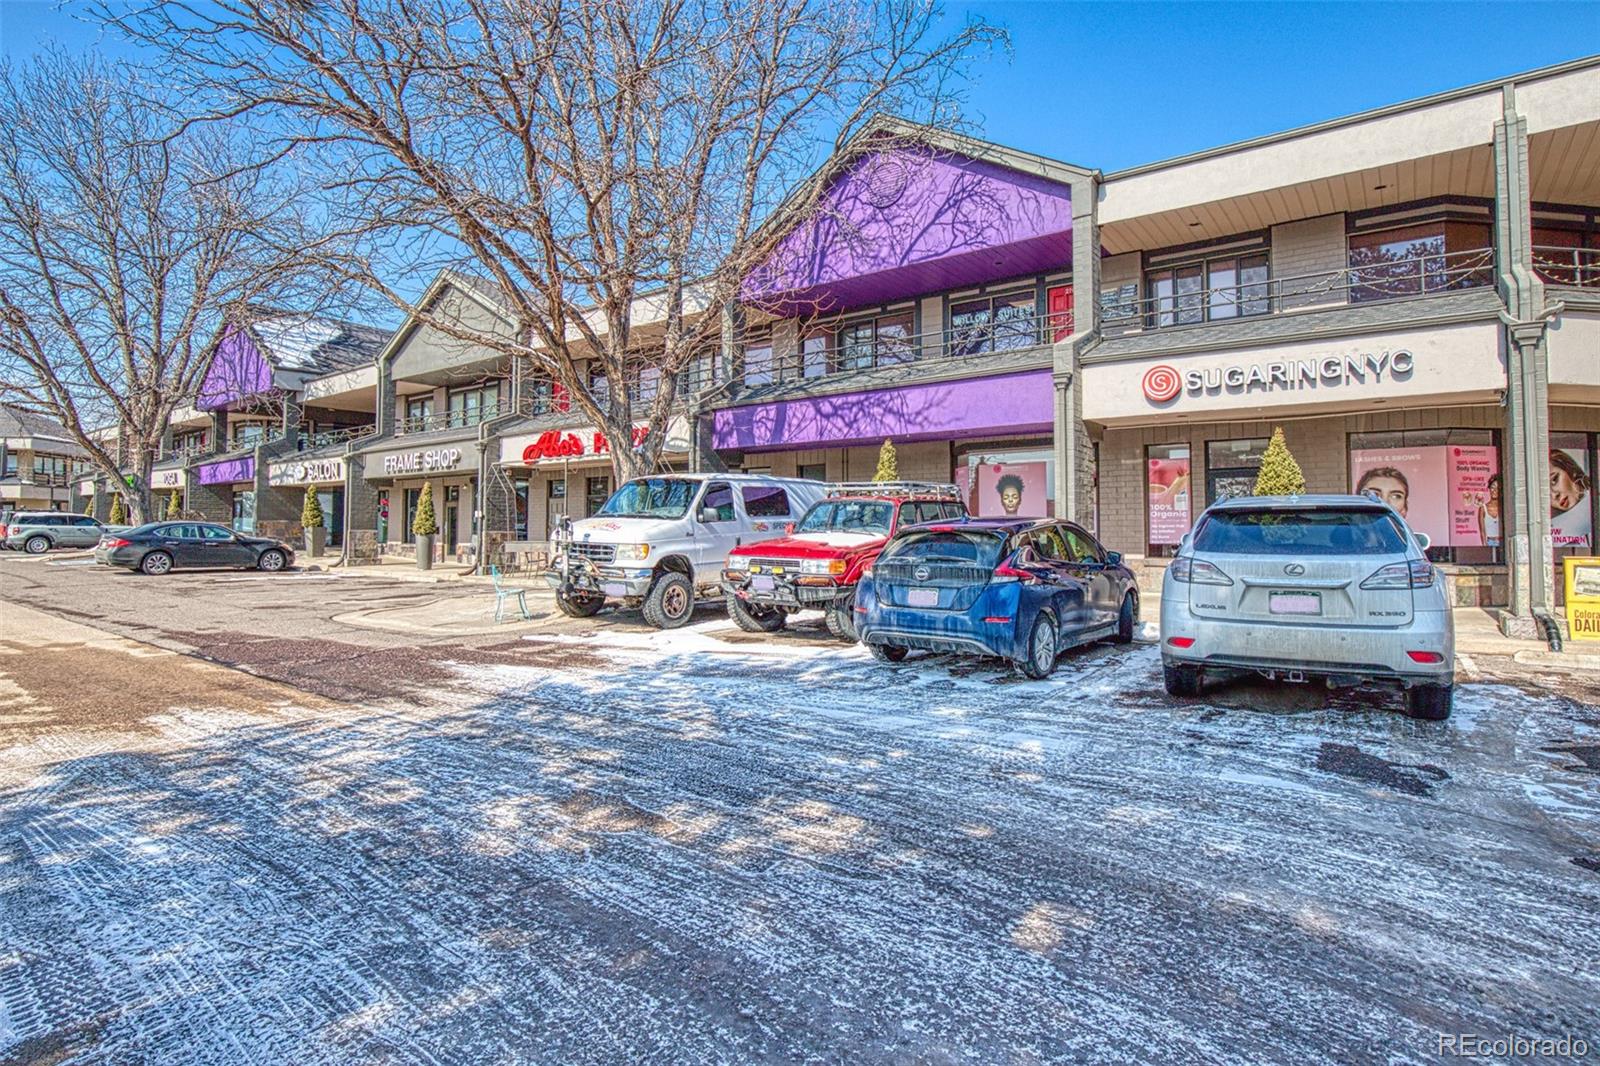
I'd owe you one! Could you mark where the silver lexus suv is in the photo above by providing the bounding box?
[1160,495,1455,719]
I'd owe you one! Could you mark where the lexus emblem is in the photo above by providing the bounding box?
[1283,563,1306,576]
[913,565,931,582]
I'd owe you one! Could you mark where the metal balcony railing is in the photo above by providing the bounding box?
[297,424,376,450]
[1101,247,1495,337]
[1533,245,1600,289]
[162,441,211,462]
[396,402,514,435]
[5,470,71,486]
[749,309,1070,387]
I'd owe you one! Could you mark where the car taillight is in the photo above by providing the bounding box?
[1406,650,1445,664]
[1167,636,1196,648]
[1168,556,1233,586]
[1361,559,1435,589]
[106,538,131,548]
[991,562,1036,584]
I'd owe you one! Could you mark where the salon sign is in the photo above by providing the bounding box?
[268,457,347,486]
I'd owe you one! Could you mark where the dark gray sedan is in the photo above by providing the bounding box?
[95,521,295,575]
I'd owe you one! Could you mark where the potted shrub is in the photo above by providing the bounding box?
[108,493,127,526]
[412,481,438,570]
[1253,426,1307,496]
[301,485,327,557]
[873,438,898,482]
[166,490,182,519]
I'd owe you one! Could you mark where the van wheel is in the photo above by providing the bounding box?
[643,571,695,629]
[139,551,173,576]
[24,536,51,554]
[824,596,857,643]
[1404,683,1453,721]
[1163,662,1203,697]
[1017,612,1058,679]
[869,642,907,664]
[726,592,786,633]
[1113,594,1136,644]
[556,592,605,618]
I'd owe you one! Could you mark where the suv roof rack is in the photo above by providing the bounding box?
[824,481,963,500]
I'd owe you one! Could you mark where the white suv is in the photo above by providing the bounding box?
[1160,495,1455,719]
[546,473,827,629]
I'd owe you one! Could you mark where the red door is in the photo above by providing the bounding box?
[1047,284,1074,342]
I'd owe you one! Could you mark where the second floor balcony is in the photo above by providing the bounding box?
[1533,245,1600,290]
[395,401,516,436]
[1102,247,1496,338]
[743,307,1071,390]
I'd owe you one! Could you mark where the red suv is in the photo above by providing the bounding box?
[721,483,967,640]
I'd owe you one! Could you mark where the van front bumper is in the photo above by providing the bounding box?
[544,555,654,598]
[1159,593,1454,684]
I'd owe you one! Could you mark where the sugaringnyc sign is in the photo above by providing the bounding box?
[1142,349,1416,404]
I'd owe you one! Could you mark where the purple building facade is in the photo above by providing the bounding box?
[719,136,1085,518]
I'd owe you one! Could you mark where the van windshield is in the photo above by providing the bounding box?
[1192,508,1409,555]
[597,478,698,519]
[797,500,895,536]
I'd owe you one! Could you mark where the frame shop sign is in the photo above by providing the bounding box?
[364,442,479,480]
[268,457,347,486]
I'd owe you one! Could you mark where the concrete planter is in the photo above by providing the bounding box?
[303,526,327,557]
[414,533,434,570]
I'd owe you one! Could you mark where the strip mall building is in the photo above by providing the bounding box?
[705,57,1599,636]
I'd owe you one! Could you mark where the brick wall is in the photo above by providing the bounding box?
[1271,214,1347,312]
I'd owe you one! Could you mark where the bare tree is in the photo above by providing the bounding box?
[106,0,1002,483]
[0,51,329,523]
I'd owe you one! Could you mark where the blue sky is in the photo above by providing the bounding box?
[3,1,1596,171]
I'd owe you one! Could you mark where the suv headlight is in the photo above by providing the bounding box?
[798,558,847,576]
[614,543,651,562]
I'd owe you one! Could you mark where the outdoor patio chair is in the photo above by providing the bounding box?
[490,565,533,622]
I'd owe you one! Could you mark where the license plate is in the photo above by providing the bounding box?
[1270,591,1322,616]
[751,575,775,592]
[906,587,939,607]
[603,582,628,597]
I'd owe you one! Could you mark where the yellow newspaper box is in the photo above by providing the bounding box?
[1564,557,1600,642]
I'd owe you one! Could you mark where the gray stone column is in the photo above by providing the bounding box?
[1492,84,1556,633]
[720,301,745,388]
[1053,172,1102,528]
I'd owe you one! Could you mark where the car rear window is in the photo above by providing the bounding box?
[879,529,1006,569]
[1193,509,1409,555]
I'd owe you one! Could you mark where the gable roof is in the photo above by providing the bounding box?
[0,403,78,446]
[244,310,395,376]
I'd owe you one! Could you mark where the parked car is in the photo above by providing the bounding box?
[721,482,967,640]
[1159,494,1455,719]
[855,517,1139,678]
[2,512,111,553]
[95,521,295,575]
[546,474,830,629]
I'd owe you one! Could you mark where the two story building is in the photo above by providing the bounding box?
[702,57,1598,637]
[0,405,90,513]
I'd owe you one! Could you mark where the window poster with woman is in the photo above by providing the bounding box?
[975,461,1048,517]
[1349,445,1500,548]
[1550,442,1592,548]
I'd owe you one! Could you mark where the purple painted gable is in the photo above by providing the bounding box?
[199,326,274,411]
[743,148,1072,315]
[712,369,1053,451]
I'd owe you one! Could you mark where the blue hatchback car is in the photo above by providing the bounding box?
[855,518,1140,678]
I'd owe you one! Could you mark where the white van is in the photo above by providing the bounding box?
[545,473,828,628]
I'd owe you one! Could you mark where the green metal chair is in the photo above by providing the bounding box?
[490,565,533,622]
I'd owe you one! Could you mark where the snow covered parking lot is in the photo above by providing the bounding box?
[1,595,1597,1063]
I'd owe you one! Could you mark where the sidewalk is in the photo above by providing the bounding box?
[317,555,486,584]
[333,578,567,636]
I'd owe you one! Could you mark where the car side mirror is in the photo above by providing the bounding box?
[1413,531,1431,552]
[1105,550,1123,567]
[698,507,719,524]
[784,522,795,534]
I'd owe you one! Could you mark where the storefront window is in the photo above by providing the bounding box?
[447,382,500,427]
[835,311,915,371]
[798,463,827,482]
[1205,438,1269,505]
[1348,220,1492,302]
[1146,253,1269,328]
[959,448,1054,518]
[1550,432,1595,552]
[585,476,611,517]
[232,423,269,449]
[402,487,420,543]
[1146,444,1192,557]
[404,396,434,430]
[949,292,1034,357]
[1349,429,1501,563]
[232,490,256,533]
[743,341,774,386]
[513,478,529,540]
